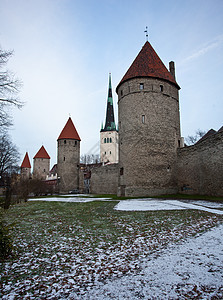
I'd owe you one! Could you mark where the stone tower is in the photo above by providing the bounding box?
[57,117,81,193]
[116,41,183,197]
[21,152,31,180]
[100,73,118,164]
[33,146,50,180]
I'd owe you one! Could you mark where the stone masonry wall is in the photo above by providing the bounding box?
[90,164,119,194]
[177,130,223,196]
[33,158,50,180]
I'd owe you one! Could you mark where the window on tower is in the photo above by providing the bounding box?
[142,115,145,124]
[64,140,66,144]
[140,83,144,90]
[104,138,106,143]
[110,138,112,143]
[160,85,163,92]
[107,137,109,143]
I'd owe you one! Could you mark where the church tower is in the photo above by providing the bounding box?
[57,117,81,193]
[21,152,31,180]
[100,73,118,164]
[116,41,182,196]
[33,146,50,180]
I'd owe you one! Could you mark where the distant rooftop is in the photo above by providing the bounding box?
[21,152,31,168]
[58,117,81,141]
[34,145,50,159]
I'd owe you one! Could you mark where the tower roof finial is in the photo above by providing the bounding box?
[144,26,148,42]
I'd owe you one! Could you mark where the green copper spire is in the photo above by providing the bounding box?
[101,73,116,132]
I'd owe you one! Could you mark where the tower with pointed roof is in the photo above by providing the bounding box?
[100,73,118,164]
[57,117,81,193]
[33,146,50,180]
[21,152,31,180]
[116,41,183,196]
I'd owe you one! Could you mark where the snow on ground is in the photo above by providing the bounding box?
[85,223,223,299]
[115,199,223,215]
[28,196,111,202]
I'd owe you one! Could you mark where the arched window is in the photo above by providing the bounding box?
[107,137,109,143]
[110,138,112,143]
[104,138,106,143]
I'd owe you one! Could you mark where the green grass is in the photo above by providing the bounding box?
[0,200,222,298]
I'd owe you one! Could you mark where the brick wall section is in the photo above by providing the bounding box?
[177,130,223,196]
[90,164,119,194]
[117,77,181,196]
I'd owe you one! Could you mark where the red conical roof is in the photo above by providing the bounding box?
[116,41,180,91]
[21,152,31,168]
[58,117,81,141]
[34,145,50,159]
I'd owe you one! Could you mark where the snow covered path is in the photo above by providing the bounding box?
[85,224,223,299]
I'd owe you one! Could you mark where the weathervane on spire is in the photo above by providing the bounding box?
[144,26,148,41]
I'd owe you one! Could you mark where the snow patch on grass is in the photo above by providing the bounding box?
[115,199,223,215]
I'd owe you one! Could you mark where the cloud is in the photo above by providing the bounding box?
[182,35,223,64]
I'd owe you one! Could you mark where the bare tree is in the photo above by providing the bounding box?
[0,133,20,209]
[0,133,20,178]
[80,154,100,164]
[185,129,206,146]
[0,48,23,131]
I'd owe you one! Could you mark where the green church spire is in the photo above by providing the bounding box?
[101,73,116,132]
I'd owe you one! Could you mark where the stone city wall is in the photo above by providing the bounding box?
[90,164,119,195]
[177,130,223,196]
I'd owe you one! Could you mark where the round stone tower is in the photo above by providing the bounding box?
[116,41,182,197]
[57,117,81,194]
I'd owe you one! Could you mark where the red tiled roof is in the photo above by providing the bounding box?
[34,145,50,159]
[21,152,31,168]
[58,117,81,141]
[116,41,180,91]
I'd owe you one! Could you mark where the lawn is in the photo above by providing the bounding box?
[0,199,223,299]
